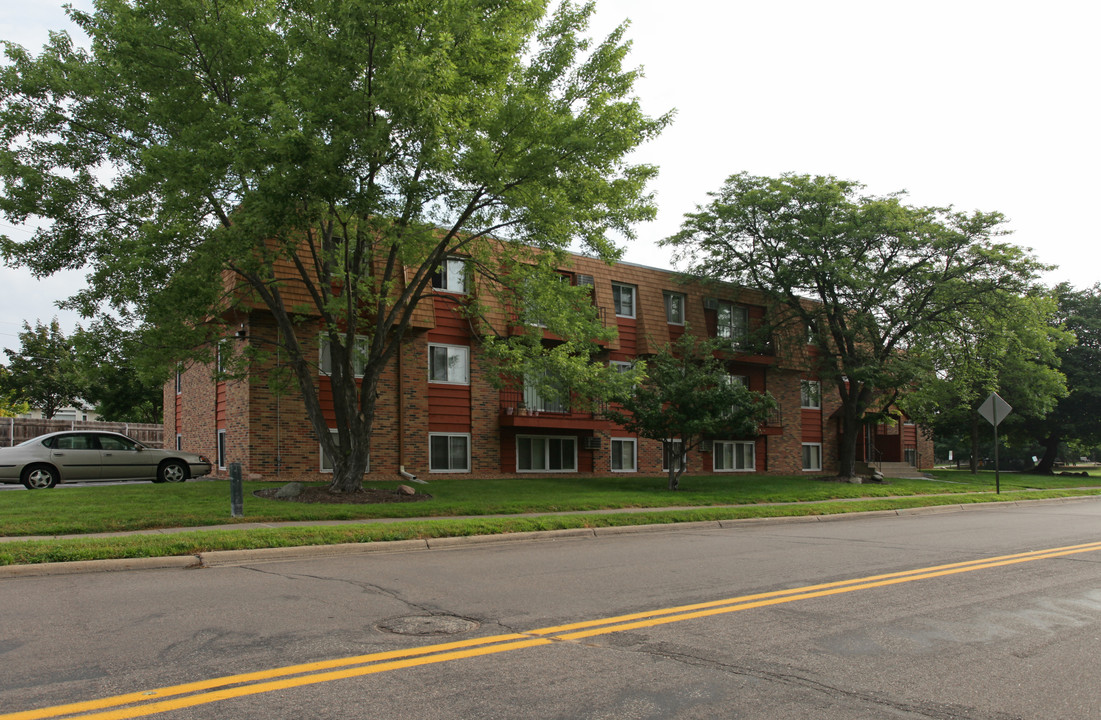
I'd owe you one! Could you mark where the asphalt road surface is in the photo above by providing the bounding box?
[3,499,1101,719]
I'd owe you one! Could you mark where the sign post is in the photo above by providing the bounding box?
[229,462,244,517]
[977,393,1013,494]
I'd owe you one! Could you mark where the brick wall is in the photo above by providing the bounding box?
[165,254,930,480]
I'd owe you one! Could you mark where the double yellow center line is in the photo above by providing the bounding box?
[8,540,1101,720]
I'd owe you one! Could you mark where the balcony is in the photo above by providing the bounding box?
[760,406,784,435]
[498,387,607,430]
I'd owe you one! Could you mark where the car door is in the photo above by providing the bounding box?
[96,433,156,480]
[49,433,102,481]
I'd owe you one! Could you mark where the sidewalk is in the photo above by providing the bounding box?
[3,492,1098,579]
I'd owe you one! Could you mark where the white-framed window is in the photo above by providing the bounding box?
[610,438,637,472]
[664,292,686,325]
[802,443,823,472]
[432,256,467,294]
[612,283,636,318]
[429,433,471,473]
[714,440,755,472]
[428,344,470,384]
[320,334,370,377]
[517,435,577,472]
[716,301,748,345]
[175,368,183,394]
[320,429,370,473]
[662,439,686,473]
[175,434,182,451]
[217,429,227,470]
[610,360,634,374]
[800,379,821,409]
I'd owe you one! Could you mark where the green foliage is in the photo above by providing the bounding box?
[665,172,1045,477]
[72,320,165,423]
[902,288,1070,471]
[0,318,86,418]
[603,333,777,489]
[1019,284,1101,471]
[0,0,670,491]
[0,365,29,417]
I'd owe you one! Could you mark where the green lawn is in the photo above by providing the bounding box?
[1,470,1098,566]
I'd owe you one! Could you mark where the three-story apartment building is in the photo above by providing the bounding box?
[165,252,932,481]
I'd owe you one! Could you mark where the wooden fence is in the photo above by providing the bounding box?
[0,418,164,449]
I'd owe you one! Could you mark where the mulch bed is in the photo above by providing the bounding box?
[253,486,432,505]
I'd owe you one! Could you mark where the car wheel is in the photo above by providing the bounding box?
[22,465,59,489]
[158,461,188,483]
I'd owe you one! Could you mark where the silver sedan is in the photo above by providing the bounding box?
[0,431,212,489]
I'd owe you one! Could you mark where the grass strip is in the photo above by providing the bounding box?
[4,488,1099,566]
[4,470,1096,537]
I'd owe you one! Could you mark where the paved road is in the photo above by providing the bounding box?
[3,499,1101,719]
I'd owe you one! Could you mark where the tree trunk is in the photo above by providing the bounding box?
[968,411,980,474]
[668,467,680,491]
[329,431,372,493]
[837,409,863,479]
[1033,433,1061,475]
[328,373,381,493]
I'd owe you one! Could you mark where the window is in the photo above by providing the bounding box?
[716,301,748,345]
[175,368,182,394]
[320,334,370,377]
[176,434,182,451]
[98,434,139,451]
[664,292,686,325]
[432,256,467,294]
[523,373,569,413]
[428,344,470,384]
[800,379,821,409]
[52,433,95,450]
[610,438,637,472]
[320,429,370,473]
[216,341,227,375]
[612,283,636,318]
[662,439,685,473]
[610,360,634,374]
[217,429,227,470]
[802,443,823,472]
[517,435,577,472]
[714,440,755,471]
[430,433,471,473]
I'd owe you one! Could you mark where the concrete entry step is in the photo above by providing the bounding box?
[857,461,930,479]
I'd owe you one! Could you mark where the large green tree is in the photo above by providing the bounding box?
[603,334,777,490]
[72,322,164,424]
[1019,284,1101,473]
[666,173,1043,479]
[0,365,30,417]
[0,0,669,491]
[902,289,1069,472]
[1,319,86,419]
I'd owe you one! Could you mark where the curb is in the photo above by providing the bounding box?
[2,495,1098,578]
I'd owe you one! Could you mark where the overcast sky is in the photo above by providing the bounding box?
[2,0,1098,345]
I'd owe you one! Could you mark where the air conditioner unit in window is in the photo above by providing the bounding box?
[582,436,602,450]
[703,298,719,311]
[576,274,595,287]
[699,440,713,453]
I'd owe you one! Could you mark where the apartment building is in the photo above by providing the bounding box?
[165,252,932,481]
